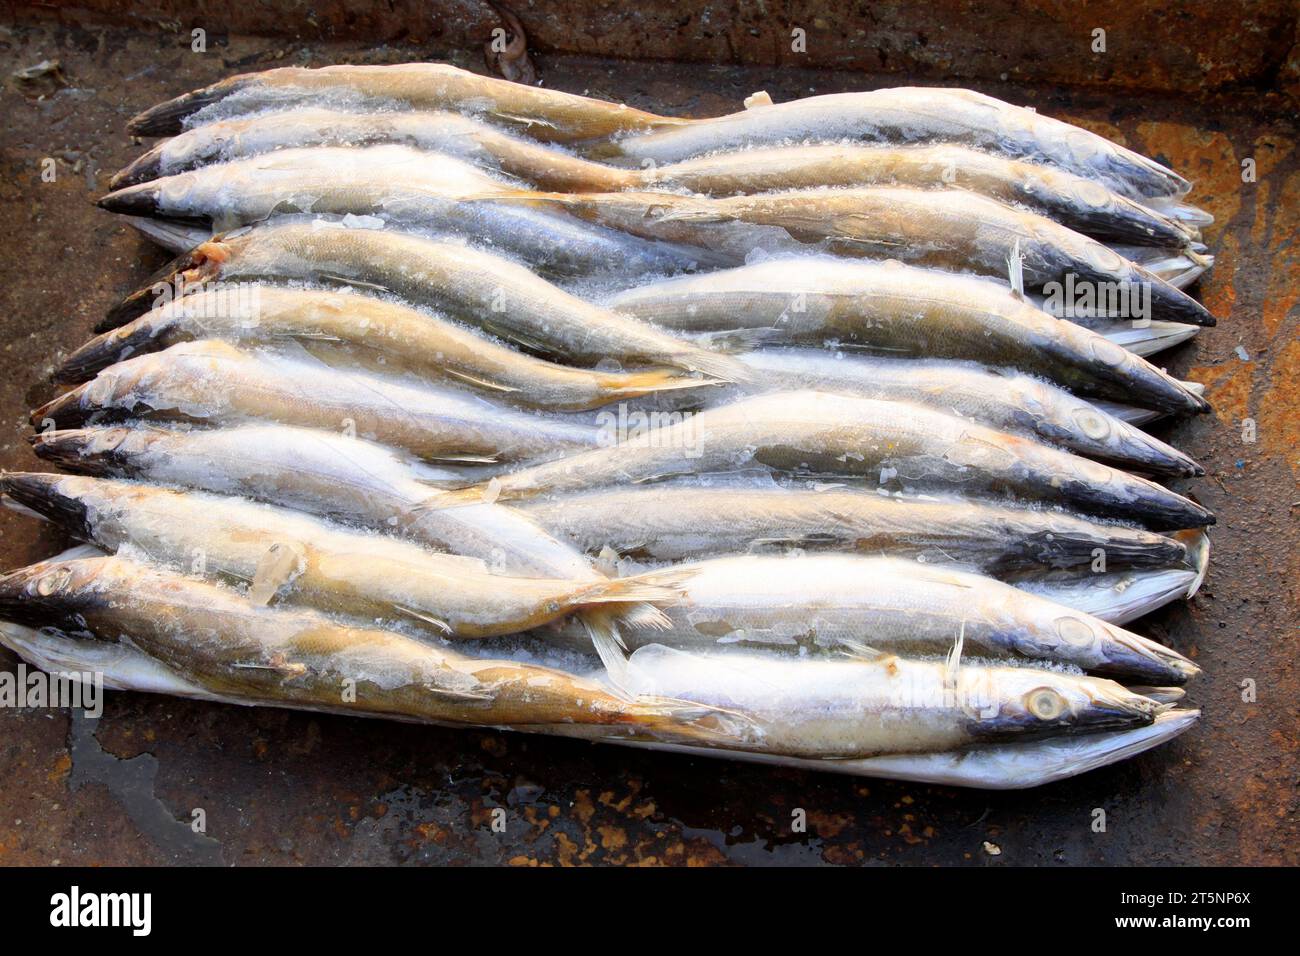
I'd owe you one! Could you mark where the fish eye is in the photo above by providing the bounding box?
[1071,408,1111,440]
[1056,616,1097,647]
[34,566,74,597]
[1026,687,1068,720]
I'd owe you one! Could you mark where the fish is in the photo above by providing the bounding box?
[0,618,1197,787]
[601,87,1190,200]
[56,284,715,412]
[30,423,597,581]
[502,186,1215,326]
[0,473,694,639]
[604,257,1208,414]
[602,708,1199,788]
[436,390,1214,530]
[1020,532,1208,626]
[639,142,1196,247]
[538,554,1198,684]
[608,643,1165,759]
[97,221,746,382]
[0,552,726,741]
[126,62,686,141]
[709,351,1202,476]
[112,107,638,192]
[99,150,715,279]
[111,116,1196,251]
[516,483,1192,573]
[32,339,599,465]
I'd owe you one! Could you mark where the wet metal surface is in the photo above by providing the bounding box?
[0,18,1296,866]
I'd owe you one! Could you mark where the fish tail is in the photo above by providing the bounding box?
[597,368,722,401]
[618,697,757,746]
[573,576,686,611]
[127,79,245,136]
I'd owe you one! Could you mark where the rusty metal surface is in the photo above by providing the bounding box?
[8,0,1299,101]
[0,16,1296,866]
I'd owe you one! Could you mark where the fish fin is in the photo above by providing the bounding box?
[656,204,732,224]
[392,605,454,635]
[318,273,395,296]
[424,680,494,703]
[478,319,560,358]
[1172,529,1211,598]
[573,575,686,610]
[1007,238,1026,300]
[419,482,507,508]
[945,620,967,687]
[833,638,889,661]
[493,112,560,131]
[1125,686,1187,706]
[675,347,753,384]
[579,610,631,689]
[618,602,673,631]
[743,90,774,108]
[438,367,521,394]
[248,541,307,605]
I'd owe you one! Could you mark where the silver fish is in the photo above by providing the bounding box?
[612,643,1165,759]
[0,552,724,741]
[603,87,1190,200]
[712,351,1202,476]
[33,339,597,465]
[57,284,714,412]
[0,618,1197,788]
[112,107,637,192]
[98,148,715,279]
[604,257,1208,414]
[640,142,1196,247]
[437,390,1214,530]
[0,473,687,640]
[127,63,686,141]
[511,186,1215,326]
[29,423,596,581]
[99,221,746,381]
[516,482,1192,572]
[543,554,1199,684]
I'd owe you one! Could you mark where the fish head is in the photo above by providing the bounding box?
[30,426,153,475]
[965,666,1162,739]
[0,555,112,632]
[0,473,95,537]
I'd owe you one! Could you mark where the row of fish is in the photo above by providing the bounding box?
[1,63,1216,788]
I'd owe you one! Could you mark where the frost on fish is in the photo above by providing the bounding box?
[607,87,1189,200]
[440,390,1214,530]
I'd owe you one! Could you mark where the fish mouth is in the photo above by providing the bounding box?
[108,148,163,191]
[30,385,94,431]
[127,78,249,137]
[1094,631,1200,686]
[29,428,132,476]
[1112,429,1206,478]
[1074,688,1164,732]
[54,321,160,384]
[97,181,164,218]
[0,565,76,631]
[0,472,93,538]
[98,243,223,333]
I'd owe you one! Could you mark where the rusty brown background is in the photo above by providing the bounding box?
[0,3,1296,866]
